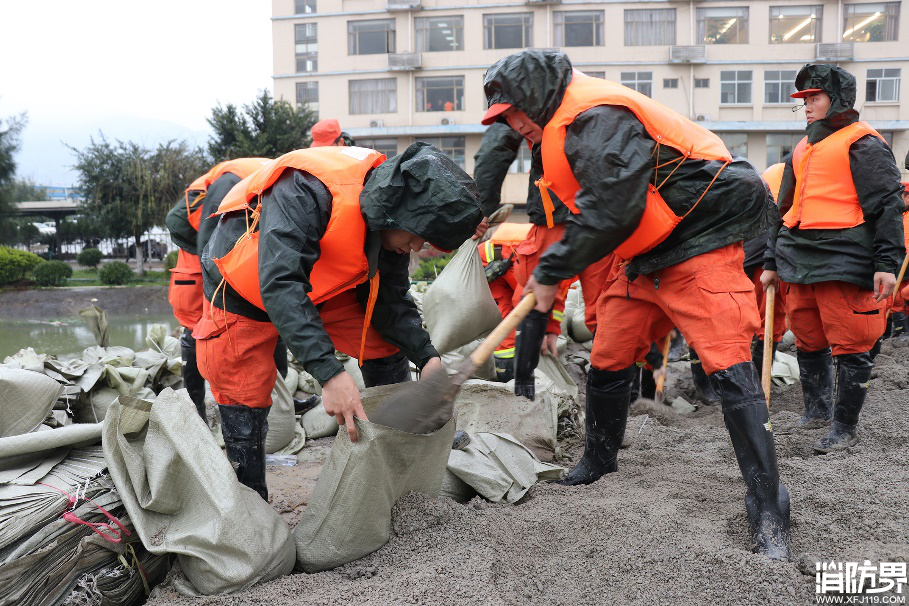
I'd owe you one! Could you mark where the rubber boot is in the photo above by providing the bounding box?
[360,351,412,388]
[180,328,207,420]
[219,404,270,501]
[557,365,634,486]
[494,356,515,383]
[714,362,791,561]
[896,312,909,338]
[293,394,320,415]
[796,348,834,427]
[631,365,642,401]
[689,348,720,405]
[882,314,894,339]
[814,352,872,453]
[273,338,288,379]
[514,309,549,400]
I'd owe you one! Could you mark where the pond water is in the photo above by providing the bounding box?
[0,313,178,360]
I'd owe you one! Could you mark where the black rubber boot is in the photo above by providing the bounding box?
[689,348,721,405]
[814,352,872,453]
[883,314,894,339]
[514,309,549,400]
[796,348,834,427]
[293,394,320,415]
[714,362,791,560]
[895,312,909,338]
[273,338,288,379]
[869,336,883,361]
[557,365,634,486]
[494,356,515,383]
[631,365,642,401]
[180,328,207,420]
[219,404,270,501]
[360,351,412,388]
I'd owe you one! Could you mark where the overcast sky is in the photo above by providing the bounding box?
[0,1,273,185]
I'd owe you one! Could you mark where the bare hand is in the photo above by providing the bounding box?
[321,371,367,442]
[760,270,780,291]
[541,333,559,357]
[873,271,896,302]
[471,218,490,240]
[421,357,443,377]
[523,275,558,313]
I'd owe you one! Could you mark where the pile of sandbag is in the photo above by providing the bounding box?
[561,282,593,349]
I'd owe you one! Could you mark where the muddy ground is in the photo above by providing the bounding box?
[148,341,908,605]
[0,285,170,319]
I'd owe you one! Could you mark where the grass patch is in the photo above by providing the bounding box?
[67,268,169,287]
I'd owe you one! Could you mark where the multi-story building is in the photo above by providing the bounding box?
[272,0,908,205]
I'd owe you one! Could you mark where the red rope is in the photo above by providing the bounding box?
[39,482,131,544]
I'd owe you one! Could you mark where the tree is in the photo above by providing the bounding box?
[207,90,317,161]
[0,113,27,243]
[70,135,209,276]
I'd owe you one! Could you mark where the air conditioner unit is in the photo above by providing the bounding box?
[369,119,385,128]
[695,114,711,122]
[440,117,455,126]
[388,52,422,71]
[669,45,707,64]
[816,42,854,62]
[386,0,421,10]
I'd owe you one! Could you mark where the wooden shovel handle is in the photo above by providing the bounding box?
[887,252,909,319]
[470,294,537,365]
[762,283,776,409]
[655,331,672,395]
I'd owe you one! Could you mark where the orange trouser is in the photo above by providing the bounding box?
[512,223,613,334]
[750,266,787,342]
[591,244,759,375]
[892,283,907,314]
[194,289,399,407]
[488,267,519,358]
[784,281,887,355]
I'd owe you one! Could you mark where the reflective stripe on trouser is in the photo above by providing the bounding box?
[591,244,758,375]
[785,281,887,355]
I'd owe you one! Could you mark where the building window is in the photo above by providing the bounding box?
[866,68,901,102]
[295,82,319,113]
[721,70,752,104]
[770,6,822,43]
[695,78,710,88]
[624,9,676,46]
[349,78,397,114]
[697,7,749,44]
[554,11,604,47]
[416,77,464,112]
[357,138,398,158]
[483,13,532,49]
[416,137,466,169]
[508,145,533,174]
[664,78,679,89]
[295,23,318,73]
[621,72,653,97]
[843,3,900,42]
[348,19,396,55]
[764,70,798,103]
[766,133,801,167]
[294,0,316,14]
[879,131,894,146]
[584,71,606,79]
[415,16,463,52]
[720,133,748,158]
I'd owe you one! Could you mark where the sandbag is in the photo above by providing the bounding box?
[422,240,501,354]
[536,353,579,418]
[293,384,455,573]
[265,367,297,454]
[79,305,110,347]
[441,339,496,381]
[301,402,339,439]
[0,368,63,438]
[102,389,295,596]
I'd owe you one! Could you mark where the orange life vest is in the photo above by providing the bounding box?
[168,249,204,329]
[185,158,270,230]
[782,122,885,230]
[539,71,732,261]
[762,163,785,203]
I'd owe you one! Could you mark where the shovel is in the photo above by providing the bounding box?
[369,294,538,432]
[762,283,776,409]
[654,331,673,406]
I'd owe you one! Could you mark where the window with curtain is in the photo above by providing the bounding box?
[697,7,749,44]
[508,145,533,174]
[295,23,318,73]
[416,77,465,112]
[415,16,464,52]
[554,11,604,47]
[349,78,397,114]
[764,70,798,103]
[866,68,901,102]
[720,133,748,157]
[294,0,316,14]
[583,71,606,79]
[348,19,396,55]
[770,6,822,43]
[720,70,752,103]
[624,9,676,46]
[295,82,319,113]
[766,133,801,166]
[416,137,466,168]
[620,72,653,97]
[843,3,900,41]
[356,138,398,158]
[483,13,533,49]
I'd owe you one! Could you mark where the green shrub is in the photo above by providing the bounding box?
[0,246,44,284]
[164,250,179,271]
[33,260,73,287]
[412,253,453,281]
[99,261,134,285]
[76,247,103,269]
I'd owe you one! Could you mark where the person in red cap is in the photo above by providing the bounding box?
[310,119,353,148]
[762,64,904,452]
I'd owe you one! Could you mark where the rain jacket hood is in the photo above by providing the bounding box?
[360,142,482,251]
[484,50,574,129]
[795,64,860,144]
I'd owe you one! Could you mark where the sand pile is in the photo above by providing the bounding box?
[147,342,908,605]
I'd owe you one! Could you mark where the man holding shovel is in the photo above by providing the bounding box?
[194,143,483,500]
[761,65,904,452]
[483,50,788,559]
